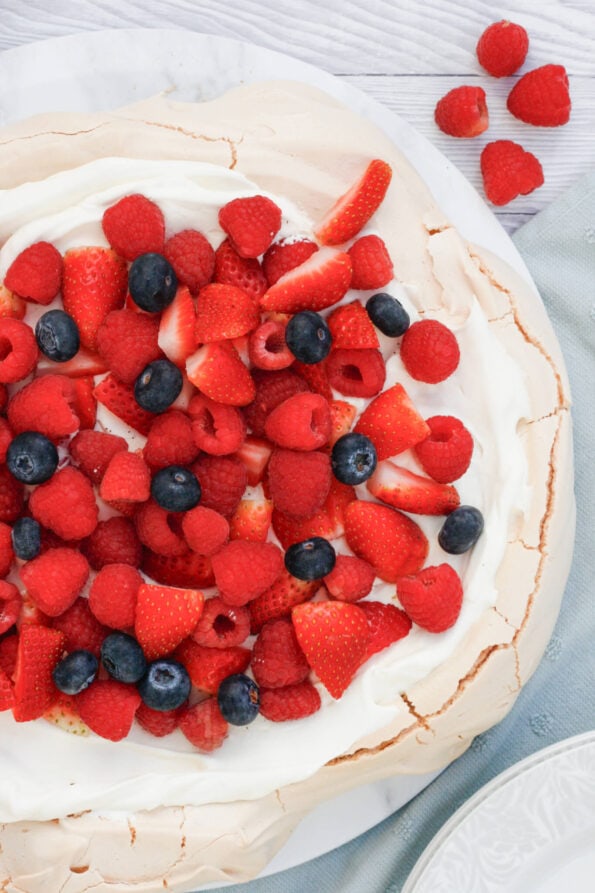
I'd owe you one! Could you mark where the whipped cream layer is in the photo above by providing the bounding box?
[0,156,531,824]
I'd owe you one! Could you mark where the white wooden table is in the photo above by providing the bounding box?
[0,0,593,235]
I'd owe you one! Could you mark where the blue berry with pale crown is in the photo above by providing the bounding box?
[134,359,183,413]
[366,292,410,337]
[439,505,484,554]
[138,659,191,711]
[101,632,147,684]
[7,431,59,484]
[285,310,332,364]
[284,536,336,580]
[11,517,41,560]
[128,252,177,312]
[35,309,80,361]
[331,432,377,485]
[52,650,98,695]
[218,674,260,725]
[151,465,201,512]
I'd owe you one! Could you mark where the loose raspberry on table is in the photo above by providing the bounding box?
[102,194,165,261]
[476,20,529,77]
[251,617,310,689]
[192,597,250,649]
[480,140,544,206]
[20,547,90,618]
[400,319,460,383]
[4,241,63,305]
[434,86,489,138]
[507,64,571,126]
[259,681,321,722]
[82,516,142,570]
[29,467,98,541]
[164,229,215,294]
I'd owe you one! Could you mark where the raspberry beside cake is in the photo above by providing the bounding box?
[0,82,574,892]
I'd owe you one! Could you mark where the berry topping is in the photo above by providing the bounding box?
[476,20,529,78]
[229,493,273,544]
[0,318,38,383]
[69,430,127,486]
[434,86,489,138]
[93,374,155,435]
[8,374,79,443]
[348,234,394,289]
[218,195,282,259]
[128,252,178,312]
[192,597,250,649]
[6,431,58,484]
[267,448,332,518]
[315,159,392,245]
[250,617,310,689]
[248,318,294,371]
[324,554,375,603]
[88,564,141,631]
[261,247,352,314]
[150,465,201,512]
[186,340,256,407]
[13,626,66,722]
[400,319,460,383]
[20,547,90,617]
[328,399,357,447]
[134,358,183,413]
[143,410,198,470]
[11,517,41,561]
[366,292,410,337]
[211,540,284,606]
[259,681,321,722]
[414,415,474,483]
[135,501,188,556]
[137,659,191,711]
[29,467,98,540]
[507,64,571,127]
[327,300,379,350]
[397,563,463,633]
[99,451,151,504]
[35,309,80,362]
[326,347,386,397]
[191,454,247,518]
[243,368,310,436]
[157,285,197,368]
[214,238,268,300]
[51,597,108,658]
[0,465,24,523]
[344,500,428,582]
[164,229,215,294]
[264,392,331,451]
[136,702,183,738]
[179,698,228,751]
[101,632,147,684]
[96,308,162,385]
[354,383,429,460]
[62,247,127,351]
[438,505,484,554]
[52,651,98,696]
[367,460,460,515]
[188,393,246,456]
[182,506,230,556]
[284,536,336,581]
[102,194,165,261]
[285,310,332,365]
[249,569,318,632]
[480,140,544,206]
[135,583,205,660]
[331,432,377,485]
[4,241,63,305]
[75,678,141,742]
[217,673,260,725]
[194,282,260,342]
[359,601,412,660]
[263,239,319,286]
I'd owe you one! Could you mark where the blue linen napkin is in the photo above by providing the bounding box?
[204,174,595,893]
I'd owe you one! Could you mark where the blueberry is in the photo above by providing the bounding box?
[137,659,191,711]
[438,505,484,554]
[366,292,410,337]
[128,253,177,312]
[285,311,332,364]
[134,359,183,413]
[52,650,98,695]
[11,517,41,561]
[331,432,377,485]
[151,465,201,512]
[217,673,260,726]
[34,309,80,361]
[101,632,147,684]
[284,536,336,580]
[6,431,59,484]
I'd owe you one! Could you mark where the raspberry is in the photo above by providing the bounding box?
[20,548,90,617]
[211,540,284,606]
[323,554,375,602]
[0,523,14,578]
[99,451,151,504]
[248,319,294,371]
[176,640,251,696]
[267,449,332,518]
[164,229,215,294]
[102,194,165,261]
[219,195,282,259]
[29,467,98,540]
[326,348,386,398]
[0,466,24,523]
[136,702,183,737]
[476,20,529,77]
[242,368,310,436]
[0,318,38,383]
[347,235,394,290]
[414,415,474,482]
[251,617,310,689]
[134,501,188,556]
[69,429,128,485]
[262,239,319,286]
[181,506,230,556]
[82,516,142,570]
[192,597,250,649]
[188,394,246,456]
[0,580,21,635]
[88,563,142,630]
[190,454,247,518]
[75,678,141,742]
[396,563,463,633]
[142,410,199,470]
[213,238,267,300]
[327,301,379,350]
[8,374,79,442]
[434,86,489,138]
[51,596,108,657]
[259,681,321,722]
[480,140,544,206]
[507,65,571,127]
[0,633,18,678]
[179,698,228,751]
[96,309,162,384]
[400,319,460,383]
[71,377,97,430]
[4,241,63,305]
[264,392,332,451]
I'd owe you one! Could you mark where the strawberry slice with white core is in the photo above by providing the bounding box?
[367,460,460,515]
[260,247,352,313]
[158,285,197,367]
[314,159,393,246]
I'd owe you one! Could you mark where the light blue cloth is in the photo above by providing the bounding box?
[205,175,595,893]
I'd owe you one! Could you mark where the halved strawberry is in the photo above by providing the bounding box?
[359,601,412,662]
[249,569,319,632]
[328,400,357,446]
[263,239,319,286]
[135,583,205,660]
[195,283,260,342]
[260,248,352,313]
[157,285,197,367]
[234,435,273,486]
[44,695,90,736]
[186,341,256,406]
[12,625,65,722]
[314,159,393,245]
[36,346,108,378]
[344,500,428,582]
[367,460,460,515]
[0,665,14,712]
[71,376,97,429]
[175,638,251,695]
[141,550,215,589]
[93,373,155,435]
[0,284,26,320]
[62,247,128,350]
[354,383,430,460]
[229,495,273,543]
[327,300,380,349]
[76,679,141,742]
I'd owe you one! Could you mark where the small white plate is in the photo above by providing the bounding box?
[403,731,595,892]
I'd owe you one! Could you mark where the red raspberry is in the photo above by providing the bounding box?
[219,195,282,259]
[348,235,394,290]
[188,394,246,456]
[141,550,215,589]
[414,415,474,483]
[88,563,142,630]
[327,301,379,350]
[69,429,128,485]
[181,506,230,556]
[477,20,529,77]
[134,501,188,556]
[259,681,321,722]
[0,466,24,523]
[51,596,108,657]
[359,600,412,661]
[99,451,151,504]
[324,555,375,602]
[179,698,228,751]
[248,319,294,371]
[4,241,62,305]
[434,86,489,138]
[102,194,165,261]
[326,348,386,397]
[480,140,544,206]
[396,563,463,633]
[264,392,331,451]
[164,229,215,294]
[20,548,90,617]
[0,633,18,678]
[82,516,142,570]
[267,449,331,518]
[0,580,21,635]
[211,540,284,606]
[29,467,98,540]
[0,383,8,413]
[190,454,247,518]
[242,369,310,436]
[400,319,460,383]
[507,64,571,127]
[251,617,310,689]
[75,678,141,742]
[0,318,38,383]
[96,309,162,384]
[175,639,251,695]
[8,374,79,442]
[192,597,250,649]
[136,702,184,737]
[262,239,319,286]
[213,238,267,300]
[143,410,199,470]
[0,522,14,577]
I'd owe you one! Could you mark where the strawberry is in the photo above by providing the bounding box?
[88,564,142,630]
[328,399,357,446]
[186,340,256,406]
[396,563,463,632]
[259,681,321,722]
[0,284,26,320]
[507,64,571,126]
[214,238,268,299]
[71,376,97,429]
[327,301,379,350]
[292,601,370,699]
[260,247,352,313]
[136,702,184,738]
[264,392,331,451]
[191,454,247,518]
[354,383,430,460]
[0,581,21,635]
[62,247,128,350]
[99,450,151,503]
[0,318,38,383]
[102,194,165,261]
[8,373,79,442]
[434,86,489,138]
[93,373,155,435]
[135,583,205,659]
[175,638,251,695]
[134,501,188,556]
[12,625,65,721]
[344,500,428,582]
[51,597,108,657]
[292,359,333,401]
[359,601,412,661]
[192,597,250,649]
[70,429,128,485]
[481,140,544,206]
[251,617,310,689]
[263,239,319,286]
[0,420,11,465]
[314,159,393,245]
[323,554,375,602]
[348,235,394,290]
[76,679,141,741]
[29,467,98,541]
[157,285,197,367]
[164,229,215,293]
[267,448,332,518]
[182,506,230,556]
[0,465,24,523]
[242,368,310,436]
[141,550,215,589]
[249,569,318,632]
[43,695,90,735]
[188,393,246,456]
[219,195,282,258]
[96,308,162,384]
[476,20,529,78]
[230,496,273,543]
[211,540,284,606]
[82,516,142,570]
[234,435,273,486]
[326,347,386,397]
[367,460,460,515]
[179,698,228,751]
[0,665,14,712]
[143,410,198,470]
[414,415,474,483]
[0,634,18,678]
[20,548,90,617]
[194,282,260,343]
[4,240,62,305]
[36,345,108,378]
[271,478,355,549]
[248,319,294,370]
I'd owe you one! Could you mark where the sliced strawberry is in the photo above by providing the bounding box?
[263,239,319,286]
[328,399,357,446]
[0,284,26,320]
[195,283,260,342]
[359,601,412,662]
[230,496,273,543]
[141,550,215,589]
[135,583,205,660]
[62,247,128,350]
[354,383,430,460]
[76,679,141,742]
[260,247,352,313]
[186,341,256,406]
[396,564,463,633]
[36,345,108,378]
[327,300,379,350]
[157,285,197,367]
[99,450,151,504]
[367,460,460,515]
[234,435,273,486]
[0,665,14,712]
[292,358,333,401]
[344,500,428,582]
[71,376,97,429]
[249,569,319,632]
[175,638,251,695]
[43,695,90,736]
[314,159,393,245]
[12,625,65,722]
[93,373,155,435]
